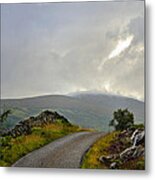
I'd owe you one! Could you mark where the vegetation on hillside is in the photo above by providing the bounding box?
[0,109,12,123]
[81,108,145,170]
[0,108,144,170]
[1,94,145,131]
[81,130,144,170]
[81,131,119,169]
[0,114,92,167]
[0,109,12,133]
[109,108,134,131]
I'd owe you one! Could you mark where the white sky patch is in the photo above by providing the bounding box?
[135,44,144,53]
[108,35,133,59]
[98,35,134,71]
[104,82,111,92]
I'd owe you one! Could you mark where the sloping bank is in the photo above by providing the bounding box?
[0,110,92,166]
[81,126,145,170]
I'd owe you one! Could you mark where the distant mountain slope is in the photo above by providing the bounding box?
[72,93,144,121]
[1,93,144,131]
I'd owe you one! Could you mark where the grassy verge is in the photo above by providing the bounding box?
[0,122,92,167]
[81,131,144,170]
[81,131,119,169]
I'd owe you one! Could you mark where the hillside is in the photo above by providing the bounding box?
[0,110,91,166]
[1,93,144,131]
[81,126,145,170]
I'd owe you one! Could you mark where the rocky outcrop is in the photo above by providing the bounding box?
[120,145,144,162]
[2,110,71,138]
[99,128,145,169]
[131,129,145,147]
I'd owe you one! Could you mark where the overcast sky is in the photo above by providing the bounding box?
[1,1,144,100]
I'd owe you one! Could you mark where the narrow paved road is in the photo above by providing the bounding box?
[12,131,105,168]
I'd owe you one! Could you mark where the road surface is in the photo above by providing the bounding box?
[12,131,105,168]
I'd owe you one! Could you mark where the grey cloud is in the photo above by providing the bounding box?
[1,1,144,100]
[99,15,144,100]
[127,16,144,44]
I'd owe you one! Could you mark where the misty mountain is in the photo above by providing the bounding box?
[1,93,144,131]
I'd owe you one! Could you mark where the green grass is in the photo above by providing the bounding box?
[81,131,119,169]
[81,131,145,170]
[0,122,92,167]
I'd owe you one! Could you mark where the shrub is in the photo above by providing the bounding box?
[109,109,134,131]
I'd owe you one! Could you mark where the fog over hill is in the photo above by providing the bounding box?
[1,92,144,131]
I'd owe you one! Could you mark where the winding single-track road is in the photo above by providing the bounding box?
[12,131,105,168]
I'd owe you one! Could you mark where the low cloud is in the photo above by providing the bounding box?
[1,2,144,100]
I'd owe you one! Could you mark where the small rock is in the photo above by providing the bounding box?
[99,155,110,164]
[133,131,145,146]
[110,162,118,169]
[131,129,139,141]
[99,154,119,165]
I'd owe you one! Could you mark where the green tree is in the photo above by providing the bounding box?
[0,109,12,133]
[0,109,12,123]
[109,108,134,131]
